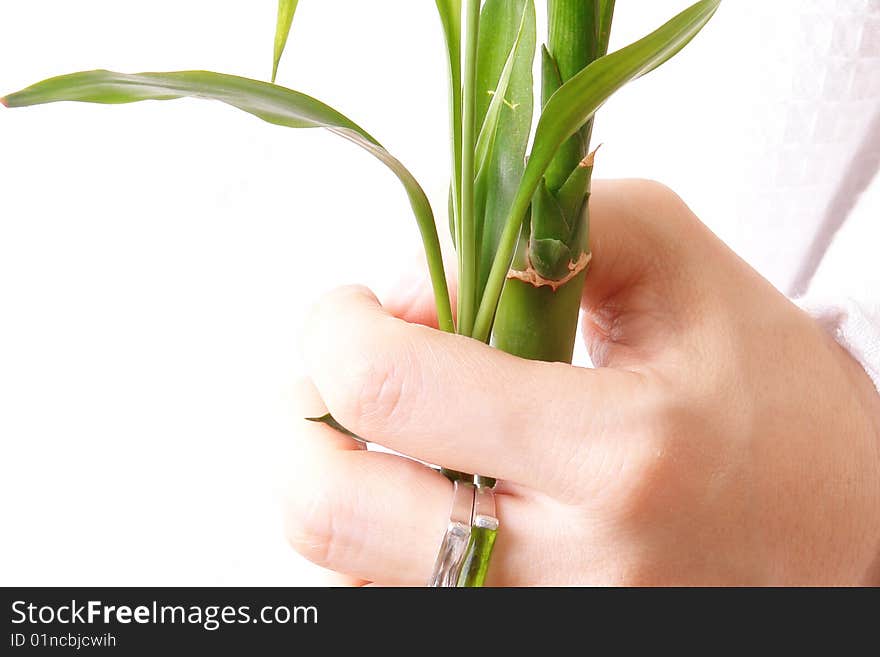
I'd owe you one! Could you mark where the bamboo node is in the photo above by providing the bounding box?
[506,251,592,291]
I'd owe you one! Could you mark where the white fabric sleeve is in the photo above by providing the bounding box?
[794,171,880,391]
[796,298,880,390]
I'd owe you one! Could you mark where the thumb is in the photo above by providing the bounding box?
[581,179,723,368]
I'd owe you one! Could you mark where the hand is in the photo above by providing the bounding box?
[282,179,880,585]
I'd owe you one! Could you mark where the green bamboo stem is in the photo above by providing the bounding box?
[457,483,499,587]
[458,0,481,337]
[464,1,605,583]
[461,2,614,586]
[482,0,608,350]
[457,524,498,587]
[492,268,587,362]
[472,1,623,344]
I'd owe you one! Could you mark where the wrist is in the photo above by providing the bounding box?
[832,339,880,585]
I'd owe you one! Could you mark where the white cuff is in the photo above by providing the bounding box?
[795,296,880,393]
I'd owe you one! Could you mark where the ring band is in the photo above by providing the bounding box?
[428,479,475,587]
[454,485,499,587]
[473,485,499,531]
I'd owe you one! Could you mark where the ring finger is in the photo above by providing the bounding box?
[282,402,558,584]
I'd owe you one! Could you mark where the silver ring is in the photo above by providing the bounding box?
[473,485,499,531]
[428,479,475,587]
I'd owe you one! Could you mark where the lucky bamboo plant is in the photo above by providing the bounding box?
[2,0,721,586]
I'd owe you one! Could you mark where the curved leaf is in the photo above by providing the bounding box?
[473,0,721,341]
[272,0,300,83]
[434,0,464,257]
[1,69,454,333]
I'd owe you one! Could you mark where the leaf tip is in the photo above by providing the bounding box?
[579,144,603,168]
[0,97,8,108]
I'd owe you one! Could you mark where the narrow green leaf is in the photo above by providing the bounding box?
[637,24,706,80]
[448,184,457,246]
[272,0,300,83]
[530,179,572,280]
[597,0,617,57]
[532,178,570,242]
[530,238,571,281]
[541,45,563,108]
[458,0,482,337]
[474,0,722,342]
[306,414,367,444]
[473,0,536,302]
[473,3,530,178]
[471,3,530,296]
[556,157,594,225]
[435,0,463,257]
[1,69,455,333]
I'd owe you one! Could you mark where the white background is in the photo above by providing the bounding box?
[1,1,877,584]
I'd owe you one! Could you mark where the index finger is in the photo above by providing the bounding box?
[301,286,646,495]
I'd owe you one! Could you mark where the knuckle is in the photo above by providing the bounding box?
[305,285,359,331]
[334,327,417,433]
[630,179,696,241]
[318,284,375,313]
[354,352,407,426]
[634,179,684,209]
[613,397,696,524]
[304,285,377,338]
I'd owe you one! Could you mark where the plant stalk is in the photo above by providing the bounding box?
[492,268,587,362]
[436,0,464,331]
[458,0,481,337]
[488,0,609,361]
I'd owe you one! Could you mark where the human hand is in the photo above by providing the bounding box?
[283,179,880,585]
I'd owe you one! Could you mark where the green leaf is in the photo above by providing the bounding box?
[473,0,536,300]
[597,0,617,57]
[474,0,722,342]
[536,0,720,182]
[1,69,455,333]
[473,2,531,178]
[529,238,571,281]
[306,414,367,444]
[457,0,483,337]
[434,0,463,250]
[540,45,563,108]
[556,156,594,226]
[272,0,300,84]
[530,179,572,280]
[532,178,570,242]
